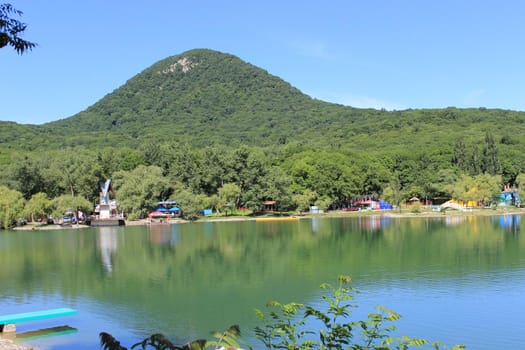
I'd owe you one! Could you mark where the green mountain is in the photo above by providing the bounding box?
[42,48,346,148]
[3,48,525,154]
[2,48,525,216]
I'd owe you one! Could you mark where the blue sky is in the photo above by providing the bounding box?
[2,0,525,125]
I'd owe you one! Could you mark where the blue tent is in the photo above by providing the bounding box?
[155,207,168,212]
[169,207,181,213]
[200,209,212,216]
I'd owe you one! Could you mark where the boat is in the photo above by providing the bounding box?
[255,216,300,222]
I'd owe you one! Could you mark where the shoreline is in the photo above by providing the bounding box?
[11,207,525,231]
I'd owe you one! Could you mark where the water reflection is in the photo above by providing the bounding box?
[2,215,525,350]
[97,227,119,273]
[444,215,467,226]
[147,223,182,247]
[494,213,520,233]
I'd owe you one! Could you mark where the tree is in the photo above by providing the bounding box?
[360,156,390,196]
[0,185,24,229]
[230,146,268,209]
[218,183,242,215]
[171,183,206,220]
[52,194,91,219]
[316,195,333,211]
[450,174,501,207]
[284,150,362,209]
[429,168,459,200]
[474,173,502,206]
[292,190,317,212]
[382,173,404,211]
[262,166,294,212]
[452,138,468,172]
[481,132,500,175]
[468,144,481,175]
[24,192,53,222]
[113,165,170,219]
[8,155,46,200]
[196,146,234,195]
[451,174,476,205]
[516,173,525,206]
[0,3,36,54]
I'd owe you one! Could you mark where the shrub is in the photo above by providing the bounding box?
[100,276,465,350]
[254,276,464,349]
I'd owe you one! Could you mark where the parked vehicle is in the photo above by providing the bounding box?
[62,215,77,226]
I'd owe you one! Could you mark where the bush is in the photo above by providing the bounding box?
[254,275,465,349]
[410,202,422,214]
[100,276,465,350]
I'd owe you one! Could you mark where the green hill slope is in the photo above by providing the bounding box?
[44,48,330,147]
[2,48,525,213]
[2,48,525,155]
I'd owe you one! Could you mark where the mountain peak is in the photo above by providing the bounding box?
[45,48,318,146]
[160,56,197,74]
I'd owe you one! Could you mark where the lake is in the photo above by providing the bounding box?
[1,214,524,349]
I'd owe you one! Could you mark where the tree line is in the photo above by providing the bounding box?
[1,131,523,228]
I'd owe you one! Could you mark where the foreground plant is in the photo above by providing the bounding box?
[100,276,465,350]
[254,275,465,349]
[100,324,245,350]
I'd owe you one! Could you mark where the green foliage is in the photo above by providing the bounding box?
[450,174,502,206]
[292,190,317,212]
[99,326,235,350]
[481,132,500,175]
[515,173,525,206]
[218,183,242,215]
[0,185,24,228]
[255,301,313,349]
[130,333,204,350]
[113,165,170,218]
[262,166,294,212]
[171,183,207,220]
[100,332,208,350]
[7,154,46,199]
[409,202,421,213]
[100,332,127,350]
[51,194,91,218]
[2,49,525,216]
[24,192,53,222]
[98,278,464,349]
[3,49,523,162]
[207,324,250,350]
[0,3,36,54]
[254,276,465,350]
[382,178,403,210]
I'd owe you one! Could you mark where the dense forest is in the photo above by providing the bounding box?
[1,49,525,227]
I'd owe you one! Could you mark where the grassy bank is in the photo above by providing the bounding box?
[11,206,524,231]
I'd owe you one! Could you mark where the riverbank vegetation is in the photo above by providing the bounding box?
[0,141,522,229]
[100,276,465,350]
[2,49,525,228]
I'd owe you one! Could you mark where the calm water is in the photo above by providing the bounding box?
[1,214,524,349]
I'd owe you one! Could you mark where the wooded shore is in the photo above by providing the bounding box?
[10,207,524,231]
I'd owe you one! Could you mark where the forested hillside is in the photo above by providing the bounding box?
[3,48,524,152]
[1,48,525,225]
